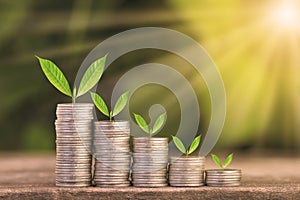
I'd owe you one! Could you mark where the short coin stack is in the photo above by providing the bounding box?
[132,137,168,187]
[205,169,242,187]
[55,103,94,187]
[93,121,131,187]
[169,157,206,186]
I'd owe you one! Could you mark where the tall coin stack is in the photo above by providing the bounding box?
[205,169,241,187]
[93,121,131,187]
[55,103,94,187]
[132,137,168,187]
[169,157,206,186]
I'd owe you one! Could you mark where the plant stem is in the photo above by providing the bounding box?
[109,112,112,121]
[72,87,77,103]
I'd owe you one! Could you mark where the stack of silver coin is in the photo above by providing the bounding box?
[55,103,94,187]
[132,137,168,187]
[93,121,131,187]
[205,169,242,187]
[169,157,205,186]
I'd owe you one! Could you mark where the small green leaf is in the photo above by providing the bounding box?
[223,153,234,168]
[151,112,167,135]
[77,54,107,97]
[112,91,129,117]
[211,154,223,168]
[36,56,72,97]
[90,92,109,117]
[134,113,149,133]
[172,136,186,154]
[187,135,201,155]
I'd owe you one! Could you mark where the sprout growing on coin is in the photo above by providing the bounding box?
[211,153,234,169]
[36,54,107,103]
[134,112,166,137]
[91,91,129,121]
[172,135,201,157]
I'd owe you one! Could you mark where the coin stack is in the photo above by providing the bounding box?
[55,103,94,187]
[205,169,242,187]
[169,157,205,187]
[132,137,168,187]
[93,121,131,187]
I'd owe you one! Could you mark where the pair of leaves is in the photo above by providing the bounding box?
[91,91,129,120]
[36,54,107,99]
[211,153,234,169]
[172,135,201,156]
[134,112,166,136]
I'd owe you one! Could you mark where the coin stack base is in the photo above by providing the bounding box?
[205,169,242,187]
[55,103,93,187]
[169,157,205,187]
[93,121,131,187]
[132,137,168,187]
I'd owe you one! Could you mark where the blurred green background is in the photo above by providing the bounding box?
[0,0,299,153]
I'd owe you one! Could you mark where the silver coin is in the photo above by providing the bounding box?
[96,156,131,160]
[96,160,131,164]
[56,151,90,155]
[133,137,168,141]
[94,180,130,184]
[132,170,167,175]
[170,183,204,187]
[133,153,168,156]
[170,156,205,159]
[55,173,91,177]
[56,182,91,187]
[93,134,129,138]
[206,179,241,184]
[93,139,130,143]
[133,145,168,149]
[170,167,205,170]
[206,175,241,179]
[56,157,91,161]
[56,158,91,161]
[55,167,91,170]
[94,154,130,158]
[133,150,168,153]
[56,146,88,150]
[132,175,166,179]
[205,169,241,174]
[56,177,92,181]
[132,183,167,187]
[169,178,204,183]
[56,162,91,166]
[169,177,204,182]
[206,182,241,187]
[95,162,130,167]
[94,183,130,187]
[94,174,129,178]
[133,156,168,160]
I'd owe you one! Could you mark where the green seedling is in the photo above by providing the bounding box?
[211,153,234,169]
[90,91,129,121]
[172,135,201,157]
[134,112,167,137]
[36,54,107,103]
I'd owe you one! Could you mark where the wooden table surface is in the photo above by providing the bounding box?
[0,152,299,199]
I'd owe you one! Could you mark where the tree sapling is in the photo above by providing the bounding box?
[134,112,167,137]
[172,135,201,157]
[211,153,234,169]
[90,91,129,121]
[36,54,107,103]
